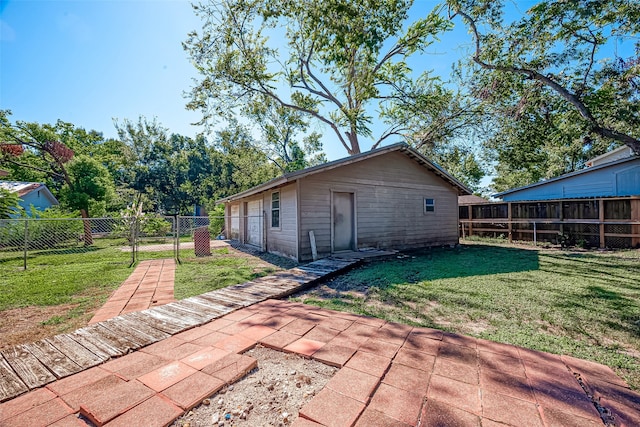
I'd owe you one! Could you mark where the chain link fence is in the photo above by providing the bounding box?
[0,217,134,269]
[0,215,230,269]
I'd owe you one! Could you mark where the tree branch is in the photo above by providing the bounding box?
[456,8,640,154]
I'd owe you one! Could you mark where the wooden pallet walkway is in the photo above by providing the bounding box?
[0,257,360,402]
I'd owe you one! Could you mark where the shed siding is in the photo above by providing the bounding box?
[265,183,298,260]
[298,151,459,261]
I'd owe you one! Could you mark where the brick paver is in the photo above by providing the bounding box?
[89,259,176,323]
[3,298,640,427]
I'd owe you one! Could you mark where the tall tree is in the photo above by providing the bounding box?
[114,116,214,214]
[245,96,326,172]
[449,0,640,169]
[184,0,452,155]
[59,155,115,242]
[0,111,114,243]
[207,120,280,200]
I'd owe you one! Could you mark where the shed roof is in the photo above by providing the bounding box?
[218,143,472,203]
[493,155,640,199]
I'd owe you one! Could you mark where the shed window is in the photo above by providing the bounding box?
[271,192,280,228]
[424,198,435,213]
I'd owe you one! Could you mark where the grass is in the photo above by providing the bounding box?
[173,247,280,299]
[292,242,640,389]
[0,239,134,311]
[0,242,285,344]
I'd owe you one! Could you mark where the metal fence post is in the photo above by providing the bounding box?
[176,216,181,264]
[23,219,28,270]
[533,222,537,246]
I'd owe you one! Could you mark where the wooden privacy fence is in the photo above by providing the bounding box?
[459,197,640,249]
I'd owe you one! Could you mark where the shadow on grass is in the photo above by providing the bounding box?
[227,240,298,270]
[357,244,540,284]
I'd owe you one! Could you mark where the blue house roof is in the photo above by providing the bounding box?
[494,156,640,202]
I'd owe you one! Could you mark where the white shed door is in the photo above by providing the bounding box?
[230,205,240,239]
[246,200,262,247]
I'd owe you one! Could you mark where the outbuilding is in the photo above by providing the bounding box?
[218,143,471,261]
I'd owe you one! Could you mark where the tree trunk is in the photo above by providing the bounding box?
[80,208,93,246]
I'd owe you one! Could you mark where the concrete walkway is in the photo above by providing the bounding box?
[89,259,176,324]
[2,299,639,427]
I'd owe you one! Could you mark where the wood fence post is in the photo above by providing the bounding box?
[468,205,473,238]
[599,198,606,248]
[631,197,640,248]
[507,202,512,243]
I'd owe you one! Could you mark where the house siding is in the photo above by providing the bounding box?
[297,151,459,261]
[265,183,298,260]
[500,158,640,201]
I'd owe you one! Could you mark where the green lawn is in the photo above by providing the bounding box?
[173,247,282,299]
[292,242,640,389]
[0,242,286,343]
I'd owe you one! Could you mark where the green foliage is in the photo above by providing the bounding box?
[208,204,226,237]
[0,208,84,250]
[139,214,172,237]
[60,155,115,215]
[184,0,454,155]
[448,0,640,191]
[114,116,215,214]
[245,95,327,172]
[0,187,20,219]
[208,121,280,200]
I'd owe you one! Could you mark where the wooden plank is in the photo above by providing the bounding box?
[175,299,227,318]
[44,334,108,369]
[185,297,233,315]
[22,340,82,379]
[226,284,279,299]
[141,308,196,329]
[99,318,158,347]
[154,305,208,325]
[2,345,56,390]
[126,311,187,335]
[215,288,265,302]
[116,315,171,341]
[201,292,247,307]
[71,326,128,358]
[198,293,244,309]
[0,355,28,402]
[145,306,201,328]
[94,323,146,351]
[169,301,218,321]
[209,288,253,301]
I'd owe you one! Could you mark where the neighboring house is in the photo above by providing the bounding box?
[0,181,59,215]
[0,169,8,177]
[218,143,471,261]
[493,155,640,202]
[585,145,635,167]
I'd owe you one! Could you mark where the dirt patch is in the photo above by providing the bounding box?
[172,346,337,427]
[0,304,88,351]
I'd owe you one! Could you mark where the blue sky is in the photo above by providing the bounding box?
[0,0,517,161]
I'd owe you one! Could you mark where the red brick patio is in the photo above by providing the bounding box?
[2,299,639,426]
